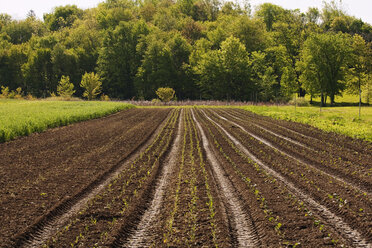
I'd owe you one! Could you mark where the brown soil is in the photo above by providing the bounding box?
[200,108,371,247]
[1,107,371,248]
[0,108,170,247]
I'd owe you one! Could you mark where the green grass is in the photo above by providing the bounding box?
[0,99,134,142]
[240,105,372,142]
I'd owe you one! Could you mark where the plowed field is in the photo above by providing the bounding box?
[1,108,371,248]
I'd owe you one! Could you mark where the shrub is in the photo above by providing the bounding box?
[25,93,36,100]
[100,94,110,101]
[151,98,161,105]
[289,97,310,106]
[80,72,102,100]
[57,76,75,98]
[13,87,23,99]
[155,87,175,103]
[1,86,9,98]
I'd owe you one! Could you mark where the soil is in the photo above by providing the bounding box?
[1,107,371,248]
[0,108,170,247]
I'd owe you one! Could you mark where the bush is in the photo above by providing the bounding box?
[1,86,9,98]
[1,87,23,99]
[100,94,110,101]
[155,87,175,103]
[25,93,36,100]
[57,76,75,98]
[80,72,102,100]
[151,98,161,105]
[289,97,310,106]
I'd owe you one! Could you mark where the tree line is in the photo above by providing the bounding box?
[0,0,371,105]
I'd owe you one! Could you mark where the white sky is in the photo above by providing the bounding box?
[0,0,371,24]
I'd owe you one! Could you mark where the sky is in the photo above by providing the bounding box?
[0,0,371,24]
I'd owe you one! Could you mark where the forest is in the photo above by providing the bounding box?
[0,0,371,105]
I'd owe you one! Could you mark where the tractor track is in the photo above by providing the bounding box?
[200,109,371,248]
[122,109,184,247]
[9,110,174,248]
[210,109,372,198]
[192,109,261,248]
[226,109,372,164]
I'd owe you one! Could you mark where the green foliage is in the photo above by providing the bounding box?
[156,87,176,102]
[8,87,23,99]
[0,85,9,98]
[98,20,149,99]
[298,32,353,105]
[255,3,286,31]
[23,47,54,97]
[0,99,134,142]
[80,72,102,100]
[44,5,83,31]
[347,34,370,94]
[135,32,192,99]
[100,94,110,101]
[57,76,75,97]
[0,0,370,104]
[194,36,252,100]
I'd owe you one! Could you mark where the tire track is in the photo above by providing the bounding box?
[228,109,372,157]
[211,110,371,198]
[191,109,260,248]
[123,109,183,247]
[224,109,372,166]
[14,110,175,248]
[221,110,315,151]
[200,109,371,248]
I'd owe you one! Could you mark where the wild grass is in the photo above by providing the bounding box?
[0,99,134,142]
[239,105,372,142]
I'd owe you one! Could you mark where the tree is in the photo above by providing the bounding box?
[348,34,371,117]
[23,48,54,97]
[321,0,346,30]
[298,32,353,106]
[156,87,175,102]
[255,3,285,31]
[44,5,83,31]
[80,72,102,100]
[306,7,320,24]
[135,32,192,100]
[98,21,149,99]
[57,75,75,97]
[194,36,252,100]
[0,43,27,92]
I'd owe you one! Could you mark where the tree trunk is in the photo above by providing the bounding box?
[299,87,306,97]
[359,78,362,119]
[330,94,335,106]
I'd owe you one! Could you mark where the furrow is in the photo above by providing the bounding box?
[15,110,174,248]
[191,109,260,248]
[224,109,372,168]
[221,110,315,151]
[212,110,371,198]
[123,109,183,247]
[201,109,371,248]
[229,109,372,157]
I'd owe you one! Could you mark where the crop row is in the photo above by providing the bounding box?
[205,109,372,242]
[218,109,372,186]
[228,108,372,166]
[201,109,372,245]
[162,109,221,247]
[42,109,180,247]
[194,109,348,246]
